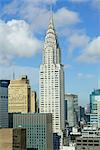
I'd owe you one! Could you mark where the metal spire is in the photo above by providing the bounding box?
[49,0,54,24]
[50,0,53,18]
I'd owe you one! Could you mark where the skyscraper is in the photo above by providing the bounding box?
[13,113,53,150]
[0,80,10,127]
[65,93,78,127]
[90,89,100,113]
[8,75,35,113]
[39,17,65,133]
[90,89,100,127]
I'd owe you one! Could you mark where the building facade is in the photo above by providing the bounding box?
[76,126,100,150]
[65,94,78,127]
[78,106,85,122]
[13,113,53,150]
[90,99,100,128]
[90,89,100,113]
[0,80,10,127]
[31,91,37,113]
[39,17,65,134]
[89,89,100,127]
[8,75,36,113]
[0,128,26,150]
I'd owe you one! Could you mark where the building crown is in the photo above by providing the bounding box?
[42,16,61,64]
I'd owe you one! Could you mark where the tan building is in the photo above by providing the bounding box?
[31,91,37,112]
[8,75,36,113]
[0,128,26,150]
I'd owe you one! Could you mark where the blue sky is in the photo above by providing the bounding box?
[0,0,100,106]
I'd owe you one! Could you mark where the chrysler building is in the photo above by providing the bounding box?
[39,17,65,133]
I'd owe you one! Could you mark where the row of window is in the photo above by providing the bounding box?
[77,143,99,146]
[0,96,8,99]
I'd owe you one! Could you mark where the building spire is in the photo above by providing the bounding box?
[42,0,61,64]
[50,0,53,18]
[48,0,54,30]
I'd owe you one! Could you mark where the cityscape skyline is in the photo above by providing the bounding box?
[0,0,100,106]
[0,1,100,149]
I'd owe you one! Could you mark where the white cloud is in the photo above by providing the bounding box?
[69,0,100,11]
[0,0,58,33]
[32,0,57,4]
[69,0,89,2]
[77,36,100,63]
[0,0,86,66]
[0,65,39,90]
[23,0,57,4]
[64,64,72,69]
[55,7,80,28]
[91,0,100,11]
[0,0,81,33]
[0,1,81,65]
[77,73,95,79]
[67,33,90,54]
[20,7,80,32]
[0,19,42,64]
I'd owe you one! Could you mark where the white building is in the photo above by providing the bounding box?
[63,146,75,150]
[39,17,65,134]
[0,80,10,127]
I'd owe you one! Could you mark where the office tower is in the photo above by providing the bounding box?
[0,128,26,150]
[39,16,65,134]
[78,106,85,122]
[90,99,100,128]
[85,104,90,124]
[0,80,10,127]
[8,75,35,113]
[65,94,78,127]
[13,113,53,150]
[85,104,90,114]
[90,89,100,113]
[89,89,100,127]
[76,126,100,150]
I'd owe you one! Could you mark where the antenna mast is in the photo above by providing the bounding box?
[13,72,15,80]
[50,0,53,18]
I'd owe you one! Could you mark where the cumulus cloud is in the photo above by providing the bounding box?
[0,0,82,66]
[55,7,80,28]
[69,0,89,2]
[64,64,72,69]
[0,19,42,64]
[77,36,100,63]
[69,0,100,11]
[91,0,100,11]
[77,73,95,79]
[21,7,80,32]
[68,33,90,54]
[0,0,81,65]
[0,0,80,33]
[0,1,49,33]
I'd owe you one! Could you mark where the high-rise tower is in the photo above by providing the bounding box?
[8,75,36,113]
[39,17,65,133]
[0,80,10,127]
